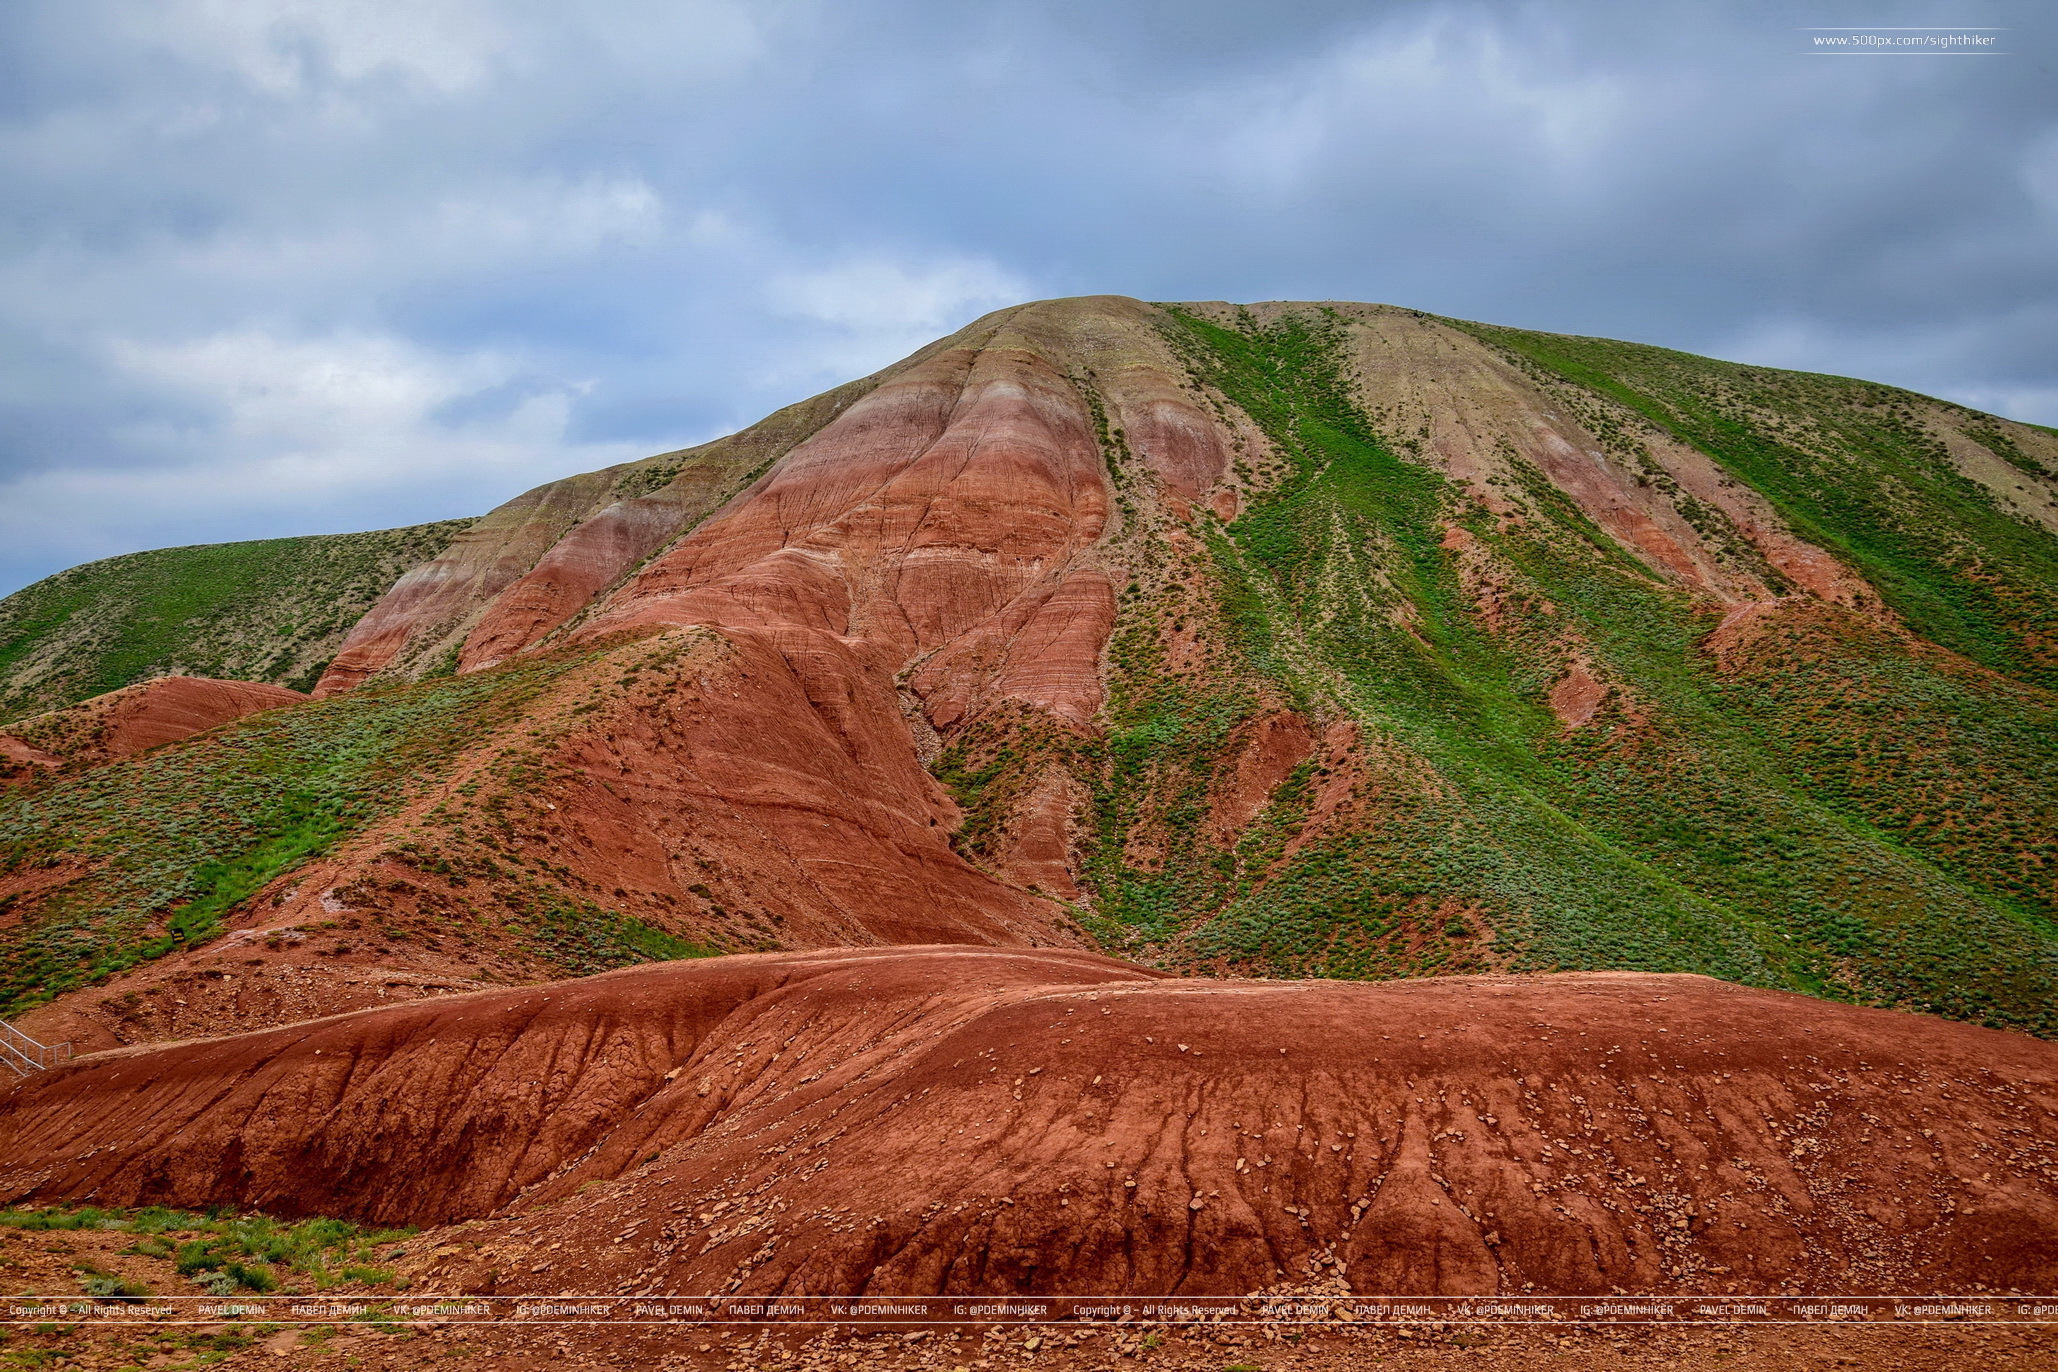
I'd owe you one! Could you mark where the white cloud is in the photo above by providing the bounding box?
[112,329,508,456]
[1208,9,1631,206]
[436,177,664,255]
[764,255,1034,381]
[110,326,642,490]
[0,328,643,566]
[130,0,512,97]
[158,175,668,288]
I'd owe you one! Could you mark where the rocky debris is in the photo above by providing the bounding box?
[0,1275,2035,1372]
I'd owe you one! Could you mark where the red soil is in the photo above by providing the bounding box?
[83,676,304,757]
[1206,712,1315,842]
[0,675,303,777]
[5,947,2052,1298]
[222,298,1929,1046]
[312,471,624,694]
[291,303,1247,950]
[77,298,1233,1040]
[981,765,1092,900]
[1546,665,1608,728]
[0,733,60,777]
[15,626,1085,1054]
[315,376,873,696]
[569,309,1114,671]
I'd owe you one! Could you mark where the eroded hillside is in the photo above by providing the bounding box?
[2,296,2053,1046]
[5,948,2054,1297]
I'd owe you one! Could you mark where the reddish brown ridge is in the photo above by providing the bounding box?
[4,947,2052,1298]
[0,675,303,774]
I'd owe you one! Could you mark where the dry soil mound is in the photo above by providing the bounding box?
[3,947,2054,1297]
[1,675,304,780]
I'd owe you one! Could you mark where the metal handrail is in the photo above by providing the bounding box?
[0,1019,70,1076]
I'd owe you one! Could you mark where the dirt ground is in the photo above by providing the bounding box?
[14,952,2058,1301]
[5,1207,2053,1370]
[1,1314,2055,1371]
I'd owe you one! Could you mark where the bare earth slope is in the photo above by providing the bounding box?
[312,372,887,693]
[5,631,1070,1055]
[2,296,2054,1051]
[0,675,304,788]
[3,947,2054,1297]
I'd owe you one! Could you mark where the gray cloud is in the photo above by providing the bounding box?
[1,0,2052,594]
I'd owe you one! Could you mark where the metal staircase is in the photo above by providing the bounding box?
[0,1019,70,1077]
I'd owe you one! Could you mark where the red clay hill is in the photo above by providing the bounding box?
[0,675,303,787]
[8,296,2053,1053]
[4,947,2055,1297]
[0,299,2054,1312]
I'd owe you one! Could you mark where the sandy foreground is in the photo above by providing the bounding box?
[5,1222,2054,1369]
[1,1314,2054,1371]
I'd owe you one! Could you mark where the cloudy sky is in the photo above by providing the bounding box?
[1,0,2052,595]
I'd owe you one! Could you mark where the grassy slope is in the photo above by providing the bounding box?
[1453,324,2058,689]
[1004,307,2053,1035]
[0,643,713,1018]
[1,1203,415,1298]
[0,521,472,723]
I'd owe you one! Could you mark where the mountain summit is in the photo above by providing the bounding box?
[3,296,2054,1049]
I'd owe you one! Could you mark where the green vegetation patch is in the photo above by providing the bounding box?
[509,889,721,975]
[0,520,470,722]
[0,657,587,1016]
[0,1204,413,1295]
[1132,305,2056,1033]
[1451,322,2058,689]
